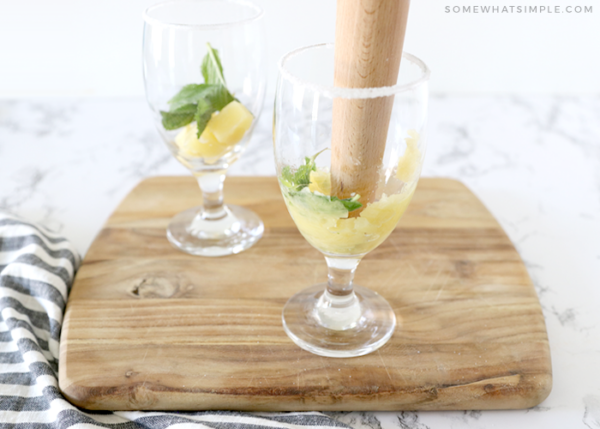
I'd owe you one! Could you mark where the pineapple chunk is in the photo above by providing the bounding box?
[174,122,229,160]
[308,170,331,195]
[207,100,253,145]
[396,130,421,182]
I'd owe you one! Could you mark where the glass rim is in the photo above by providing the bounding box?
[143,0,264,30]
[278,43,430,99]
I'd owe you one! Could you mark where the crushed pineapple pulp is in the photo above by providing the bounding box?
[284,184,415,256]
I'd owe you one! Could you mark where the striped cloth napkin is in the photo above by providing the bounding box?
[0,213,349,428]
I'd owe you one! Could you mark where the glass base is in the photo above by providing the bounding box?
[167,204,263,257]
[282,283,396,358]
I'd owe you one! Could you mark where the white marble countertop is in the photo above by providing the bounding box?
[1,95,599,428]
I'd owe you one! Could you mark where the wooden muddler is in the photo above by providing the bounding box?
[331,0,410,212]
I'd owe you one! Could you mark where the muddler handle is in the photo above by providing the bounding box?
[331,0,410,213]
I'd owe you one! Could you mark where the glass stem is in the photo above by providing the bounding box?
[196,170,227,220]
[315,256,363,330]
[325,256,360,296]
[187,170,240,240]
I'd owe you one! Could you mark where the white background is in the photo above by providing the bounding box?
[0,0,599,98]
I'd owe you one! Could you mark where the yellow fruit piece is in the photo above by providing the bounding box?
[207,100,253,146]
[174,122,229,160]
[396,130,421,182]
[309,170,331,195]
[361,193,401,224]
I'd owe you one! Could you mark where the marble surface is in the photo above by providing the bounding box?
[1,95,599,428]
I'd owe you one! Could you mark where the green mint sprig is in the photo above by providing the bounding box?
[281,149,362,213]
[160,43,235,138]
[202,44,226,86]
[333,194,362,212]
[281,148,328,191]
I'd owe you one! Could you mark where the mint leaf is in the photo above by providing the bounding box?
[167,84,211,111]
[160,104,196,130]
[281,166,294,188]
[204,84,234,111]
[281,148,330,191]
[286,190,349,219]
[168,83,233,112]
[293,157,315,190]
[202,43,226,86]
[194,98,217,138]
[286,190,363,216]
[333,196,362,212]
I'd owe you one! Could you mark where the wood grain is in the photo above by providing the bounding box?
[59,176,552,411]
[331,0,410,209]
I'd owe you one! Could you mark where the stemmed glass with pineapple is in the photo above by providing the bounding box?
[274,44,430,357]
[143,0,266,256]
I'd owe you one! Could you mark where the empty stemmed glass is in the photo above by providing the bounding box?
[274,43,430,357]
[143,0,266,256]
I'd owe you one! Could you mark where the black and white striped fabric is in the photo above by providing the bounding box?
[0,213,349,428]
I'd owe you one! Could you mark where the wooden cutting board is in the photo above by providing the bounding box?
[58,176,552,411]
